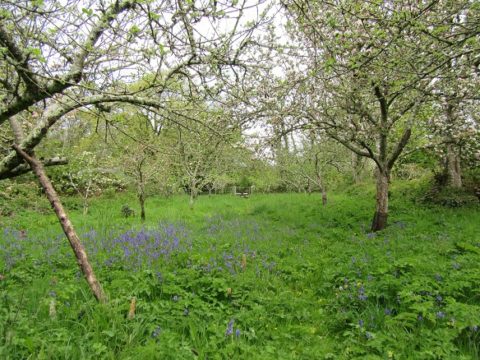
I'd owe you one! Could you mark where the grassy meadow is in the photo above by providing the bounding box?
[1,182,479,359]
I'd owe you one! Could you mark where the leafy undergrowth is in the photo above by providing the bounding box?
[0,184,479,359]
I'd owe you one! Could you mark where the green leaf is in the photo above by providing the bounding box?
[82,8,93,17]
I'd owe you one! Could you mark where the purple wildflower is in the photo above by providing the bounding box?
[225,319,235,336]
[358,285,367,301]
[152,326,161,338]
[436,311,446,319]
[235,329,241,338]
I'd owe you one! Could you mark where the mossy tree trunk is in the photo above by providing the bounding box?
[445,143,462,188]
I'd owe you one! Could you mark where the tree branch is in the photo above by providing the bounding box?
[0,157,68,180]
[387,128,412,170]
[0,0,135,125]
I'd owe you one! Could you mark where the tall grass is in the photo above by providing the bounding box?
[1,183,479,359]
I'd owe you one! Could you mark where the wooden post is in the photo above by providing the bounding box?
[13,145,106,303]
[128,297,136,319]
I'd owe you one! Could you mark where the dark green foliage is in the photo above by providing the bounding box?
[238,175,252,188]
[0,180,49,217]
[1,184,479,359]
[121,204,135,218]
[423,186,479,207]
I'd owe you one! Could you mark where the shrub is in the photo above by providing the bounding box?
[121,204,135,218]
[423,186,479,207]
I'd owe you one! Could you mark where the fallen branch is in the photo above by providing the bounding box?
[12,144,106,303]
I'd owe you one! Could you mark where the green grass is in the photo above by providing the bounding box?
[1,183,479,359]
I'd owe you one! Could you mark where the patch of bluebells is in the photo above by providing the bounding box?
[198,249,274,276]
[205,216,263,243]
[0,227,28,270]
[1,228,71,271]
[80,222,192,270]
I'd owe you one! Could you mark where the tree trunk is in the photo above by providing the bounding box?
[8,116,24,144]
[139,192,145,222]
[137,164,146,221]
[314,153,327,206]
[352,152,362,184]
[189,190,195,209]
[321,187,327,206]
[446,144,462,188]
[189,180,196,209]
[82,199,89,215]
[371,169,389,232]
[13,145,106,302]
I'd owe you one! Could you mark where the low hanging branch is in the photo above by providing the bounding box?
[12,145,106,303]
[0,157,68,180]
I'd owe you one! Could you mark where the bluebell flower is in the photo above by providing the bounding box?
[225,319,234,336]
[359,319,364,327]
[434,274,443,282]
[183,308,189,316]
[359,294,368,301]
[152,326,161,338]
[235,329,241,338]
[417,314,424,321]
[436,311,446,319]
[384,308,392,315]
[358,285,367,301]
